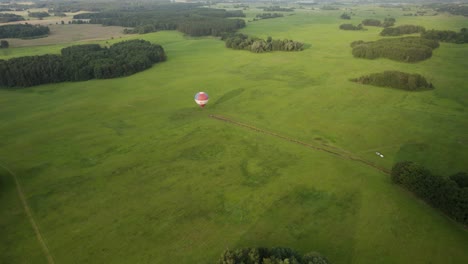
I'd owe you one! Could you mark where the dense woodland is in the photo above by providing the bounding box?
[223,33,304,53]
[74,4,245,37]
[422,28,468,44]
[0,13,24,23]
[392,162,468,226]
[0,40,165,87]
[218,247,329,264]
[0,24,50,39]
[351,37,439,62]
[380,25,426,36]
[351,71,433,91]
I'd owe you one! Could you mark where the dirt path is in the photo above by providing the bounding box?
[209,114,390,175]
[0,164,55,264]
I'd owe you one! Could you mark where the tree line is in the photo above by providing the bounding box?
[218,247,329,264]
[362,17,395,27]
[0,40,166,87]
[380,25,426,36]
[0,13,24,23]
[262,6,294,12]
[74,4,245,37]
[28,11,50,19]
[351,71,433,91]
[421,28,468,44]
[350,37,439,62]
[255,13,284,20]
[0,24,50,39]
[339,23,364,31]
[222,33,304,53]
[392,161,468,226]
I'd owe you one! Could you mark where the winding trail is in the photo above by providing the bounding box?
[0,163,55,264]
[209,114,390,175]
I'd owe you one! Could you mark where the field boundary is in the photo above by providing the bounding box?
[0,163,55,264]
[209,114,390,175]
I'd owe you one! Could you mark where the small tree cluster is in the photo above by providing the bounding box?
[351,71,433,91]
[28,11,50,19]
[223,33,304,53]
[339,24,364,31]
[340,13,351,20]
[350,37,439,62]
[262,6,294,12]
[0,24,50,39]
[0,40,8,49]
[218,247,329,264]
[362,17,395,27]
[255,13,284,20]
[0,40,166,87]
[421,28,468,44]
[380,25,426,36]
[391,162,468,226]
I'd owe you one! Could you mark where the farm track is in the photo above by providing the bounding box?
[209,114,390,175]
[0,164,55,264]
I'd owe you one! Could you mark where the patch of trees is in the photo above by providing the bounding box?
[0,40,9,49]
[340,13,351,19]
[380,25,426,36]
[0,40,166,88]
[0,13,25,23]
[391,162,468,226]
[255,13,283,20]
[28,11,50,19]
[351,71,433,91]
[218,247,330,264]
[421,28,468,44]
[321,6,339,10]
[350,37,439,62]
[434,4,468,17]
[223,33,304,53]
[339,24,364,31]
[262,6,294,12]
[0,24,50,39]
[74,4,245,37]
[362,17,395,27]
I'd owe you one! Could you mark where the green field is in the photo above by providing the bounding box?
[1,5,468,264]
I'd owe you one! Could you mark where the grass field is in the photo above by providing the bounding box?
[1,5,468,264]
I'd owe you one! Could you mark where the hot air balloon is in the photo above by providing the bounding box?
[194,92,209,108]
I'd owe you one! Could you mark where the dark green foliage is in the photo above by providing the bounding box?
[434,4,468,16]
[74,4,245,37]
[351,71,433,91]
[391,161,468,226]
[351,37,439,62]
[450,172,468,188]
[223,33,304,53]
[0,24,50,39]
[362,19,381,27]
[382,17,396,28]
[28,11,50,19]
[380,25,425,36]
[217,247,329,264]
[421,29,468,44]
[340,13,351,20]
[0,40,8,49]
[255,13,283,20]
[263,6,294,12]
[0,40,166,88]
[0,13,24,23]
[339,24,363,31]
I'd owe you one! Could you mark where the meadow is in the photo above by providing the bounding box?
[1,4,468,263]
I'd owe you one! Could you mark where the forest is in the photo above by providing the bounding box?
[350,37,439,62]
[380,25,426,36]
[218,247,329,264]
[422,29,468,44]
[0,40,166,87]
[74,4,245,37]
[392,162,468,226]
[0,24,50,39]
[0,13,24,23]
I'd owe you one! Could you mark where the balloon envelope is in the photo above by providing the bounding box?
[194,92,209,108]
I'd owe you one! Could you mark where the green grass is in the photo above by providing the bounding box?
[1,6,468,264]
